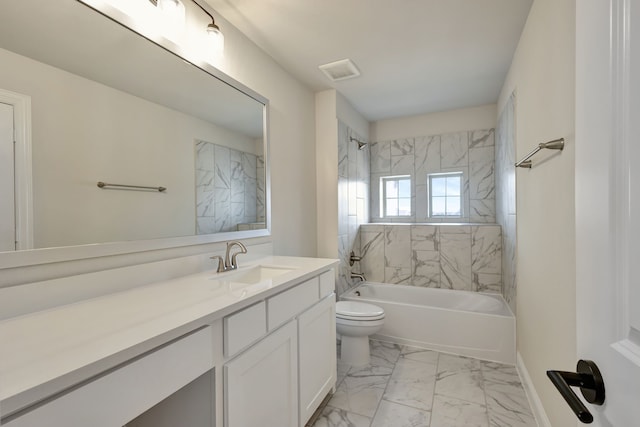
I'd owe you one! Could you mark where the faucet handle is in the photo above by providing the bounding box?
[210,255,226,273]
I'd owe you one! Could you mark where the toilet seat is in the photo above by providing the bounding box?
[336,301,385,321]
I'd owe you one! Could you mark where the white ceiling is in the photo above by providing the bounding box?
[204,0,533,121]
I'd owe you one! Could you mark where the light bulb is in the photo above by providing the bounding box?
[207,23,224,55]
[158,0,186,38]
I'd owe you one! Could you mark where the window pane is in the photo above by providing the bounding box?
[446,176,461,196]
[386,180,398,198]
[398,198,411,216]
[431,177,446,196]
[386,198,399,216]
[431,197,446,216]
[447,196,461,216]
[398,179,411,198]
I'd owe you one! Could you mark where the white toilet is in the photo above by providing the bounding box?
[336,301,385,366]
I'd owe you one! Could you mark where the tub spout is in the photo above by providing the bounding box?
[351,272,366,282]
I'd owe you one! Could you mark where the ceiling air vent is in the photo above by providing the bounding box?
[319,59,361,82]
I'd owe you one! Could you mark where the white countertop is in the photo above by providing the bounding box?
[0,256,338,415]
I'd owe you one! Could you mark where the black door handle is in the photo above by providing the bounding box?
[547,359,605,424]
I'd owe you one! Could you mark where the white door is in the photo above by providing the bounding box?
[575,0,640,425]
[0,102,15,252]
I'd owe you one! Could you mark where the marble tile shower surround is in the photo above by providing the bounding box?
[195,140,263,234]
[309,340,537,427]
[337,121,371,296]
[496,93,517,313]
[370,129,496,224]
[359,224,502,293]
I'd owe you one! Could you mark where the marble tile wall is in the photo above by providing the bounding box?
[337,121,370,295]
[496,93,517,313]
[359,224,502,293]
[370,129,496,223]
[195,140,262,234]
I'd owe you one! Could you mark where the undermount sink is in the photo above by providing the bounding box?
[222,265,295,285]
[228,265,294,284]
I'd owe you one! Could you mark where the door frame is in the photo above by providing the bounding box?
[0,88,33,250]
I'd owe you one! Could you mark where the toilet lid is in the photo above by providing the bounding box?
[336,301,385,319]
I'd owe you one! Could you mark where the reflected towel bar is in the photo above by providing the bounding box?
[97,182,166,192]
[515,138,564,168]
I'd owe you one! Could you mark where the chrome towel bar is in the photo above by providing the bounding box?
[515,138,564,168]
[97,181,166,192]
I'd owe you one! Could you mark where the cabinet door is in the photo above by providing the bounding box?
[298,294,336,425]
[224,320,298,427]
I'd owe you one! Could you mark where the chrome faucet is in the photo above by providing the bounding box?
[350,272,366,282]
[210,241,248,273]
[226,241,247,270]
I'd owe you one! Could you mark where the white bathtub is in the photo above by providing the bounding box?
[341,282,515,364]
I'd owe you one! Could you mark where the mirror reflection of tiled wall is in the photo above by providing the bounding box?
[195,140,263,234]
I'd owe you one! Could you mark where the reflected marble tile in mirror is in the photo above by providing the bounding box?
[195,140,265,233]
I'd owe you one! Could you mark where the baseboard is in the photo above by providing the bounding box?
[516,351,552,427]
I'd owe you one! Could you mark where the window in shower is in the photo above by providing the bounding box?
[381,175,411,217]
[428,172,463,217]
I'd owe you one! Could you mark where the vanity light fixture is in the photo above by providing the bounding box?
[157,0,186,28]
[149,0,224,54]
[190,0,225,54]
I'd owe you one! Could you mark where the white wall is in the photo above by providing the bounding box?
[370,104,497,142]
[497,0,576,425]
[213,12,317,257]
[315,90,339,259]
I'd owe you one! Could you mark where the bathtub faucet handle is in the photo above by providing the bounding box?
[349,251,362,266]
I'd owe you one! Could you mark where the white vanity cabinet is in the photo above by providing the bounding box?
[223,269,336,427]
[298,294,336,425]
[0,258,338,427]
[4,327,216,427]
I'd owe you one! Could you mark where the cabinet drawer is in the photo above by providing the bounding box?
[267,278,319,331]
[224,301,266,358]
[319,269,335,298]
[5,327,214,427]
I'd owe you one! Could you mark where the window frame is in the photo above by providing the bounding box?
[380,175,412,218]
[428,171,464,218]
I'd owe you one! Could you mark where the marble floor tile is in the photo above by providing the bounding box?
[337,360,351,388]
[438,353,483,372]
[400,346,440,365]
[435,355,485,405]
[329,364,393,418]
[311,406,372,427]
[314,341,537,427]
[370,400,430,427]
[482,363,536,427]
[383,358,438,411]
[369,340,402,369]
[430,395,489,427]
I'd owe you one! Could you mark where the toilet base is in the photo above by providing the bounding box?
[340,335,371,366]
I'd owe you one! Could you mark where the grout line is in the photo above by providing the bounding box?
[427,351,440,427]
